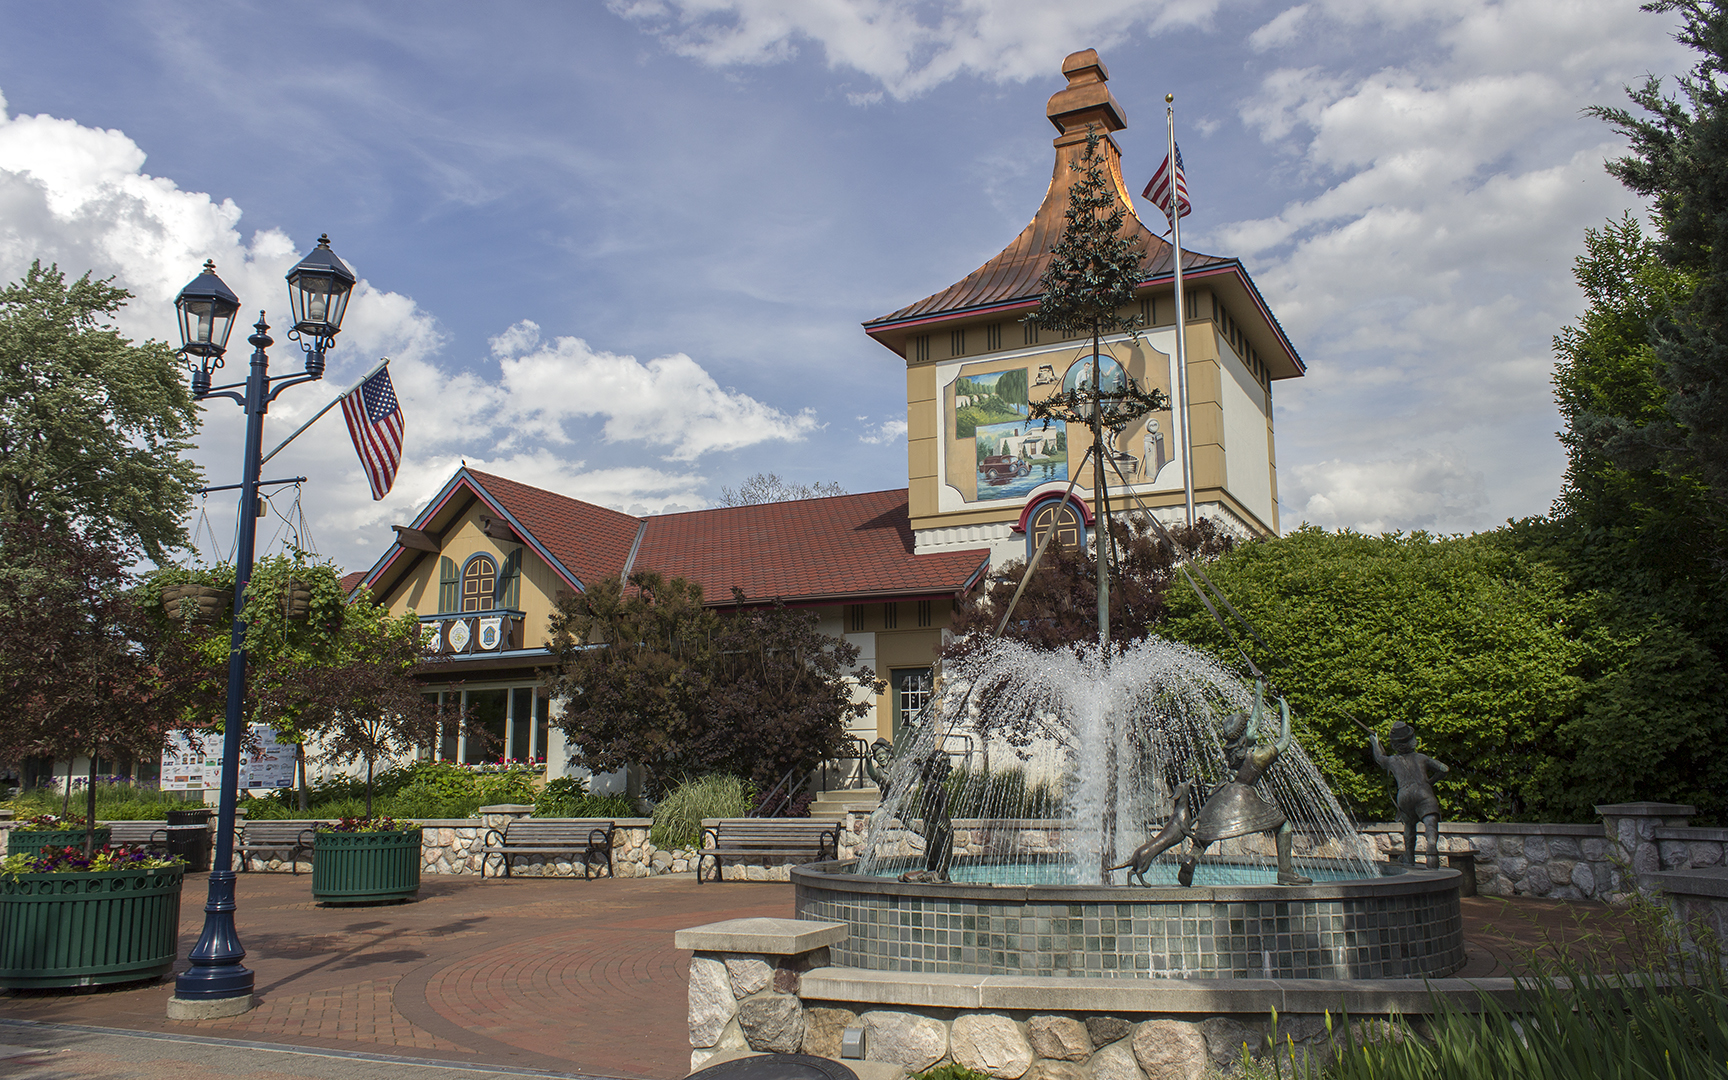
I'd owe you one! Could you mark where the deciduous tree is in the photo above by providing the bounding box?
[0,263,200,563]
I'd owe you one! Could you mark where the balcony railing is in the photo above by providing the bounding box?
[420,610,527,655]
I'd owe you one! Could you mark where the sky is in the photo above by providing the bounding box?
[0,1,1694,575]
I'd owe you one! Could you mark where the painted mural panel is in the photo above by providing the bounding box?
[940,337,1181,509]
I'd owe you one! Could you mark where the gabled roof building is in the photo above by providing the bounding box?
[352,468,986,780]
[344,49,1300,789]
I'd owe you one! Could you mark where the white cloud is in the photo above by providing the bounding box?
[1249,5,1309,51]
[860,418,907,444]
[609,0,1227,100]
[0,90,818,571]
[1284,450,1486,534]
[1217,0,1690,533]
[491,329,820,461]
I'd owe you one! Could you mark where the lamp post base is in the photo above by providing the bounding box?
[167,993,256,1020]
[174,869,255,1003]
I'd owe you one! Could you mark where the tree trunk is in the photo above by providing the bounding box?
[365,755,375,819]
[84,751,98,857]
[297,743,310,812]
[61,758,73,817]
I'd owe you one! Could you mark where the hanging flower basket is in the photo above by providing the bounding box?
[0,851,184,989]
[161,583,233,625]
[282,579,312,619]
[311,820,422,904]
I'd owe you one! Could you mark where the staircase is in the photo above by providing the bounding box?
[807,786,880,819]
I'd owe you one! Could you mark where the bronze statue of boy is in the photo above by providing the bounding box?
[1370,721,1449,869]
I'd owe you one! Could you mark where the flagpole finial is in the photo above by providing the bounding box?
[1165,93,1174,104]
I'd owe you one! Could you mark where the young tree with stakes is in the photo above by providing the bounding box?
[0,521,199,853]
[1025,126,1165,648]
[254,605,459,818]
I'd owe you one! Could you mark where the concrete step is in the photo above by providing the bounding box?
[809,787,881,816]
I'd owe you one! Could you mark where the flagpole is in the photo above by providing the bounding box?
[259,357,389,466]
[1166,95,1196,528]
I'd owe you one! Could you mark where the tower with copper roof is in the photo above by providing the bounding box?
[864,49,1303,567]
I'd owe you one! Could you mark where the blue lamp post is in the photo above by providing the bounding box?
[168,236,355,1014]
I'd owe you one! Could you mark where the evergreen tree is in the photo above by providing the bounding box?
[1028,127,1145,339]
[1587,0,1728,540]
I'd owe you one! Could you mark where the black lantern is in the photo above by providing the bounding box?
[175,259,241,356]
[285,234,355,374]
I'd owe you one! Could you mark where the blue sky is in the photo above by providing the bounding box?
[0,1,1691,573]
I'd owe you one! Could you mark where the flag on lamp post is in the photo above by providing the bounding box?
[340,363,404,500]
[1142,143,1192,223]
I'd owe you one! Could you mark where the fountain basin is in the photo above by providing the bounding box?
[793,859,1465,981]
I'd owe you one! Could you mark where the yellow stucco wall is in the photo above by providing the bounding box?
[379,502,564,648]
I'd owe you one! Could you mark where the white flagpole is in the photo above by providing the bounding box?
[1165,95,1196,528]
[259,357,390,466]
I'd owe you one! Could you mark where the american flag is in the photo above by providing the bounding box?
[341,363,404,500]
[1142,144,1192,223]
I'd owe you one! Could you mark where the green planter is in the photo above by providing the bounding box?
[311,828,422,904]
[0,866,184,988]
[7,828,111,857]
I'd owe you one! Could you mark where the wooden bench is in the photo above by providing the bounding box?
[480,819,617,879]
[698,819,840,883]
[237,822,316,874]
[103,821,169,852]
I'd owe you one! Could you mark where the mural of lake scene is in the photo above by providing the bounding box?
[975,420,1067,501]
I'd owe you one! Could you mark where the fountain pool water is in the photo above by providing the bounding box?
[793,635,1466,979]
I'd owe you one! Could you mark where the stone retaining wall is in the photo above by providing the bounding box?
[228,811,698,877]
[679,918,1482,1078]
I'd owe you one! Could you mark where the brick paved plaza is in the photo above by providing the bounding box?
[0,872,1646,1080]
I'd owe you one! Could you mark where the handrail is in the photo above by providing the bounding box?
[752,766,802,817]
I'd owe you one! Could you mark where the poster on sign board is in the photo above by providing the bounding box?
[160,725,296,790]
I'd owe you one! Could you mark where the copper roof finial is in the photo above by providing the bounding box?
[1047,47,1126,136]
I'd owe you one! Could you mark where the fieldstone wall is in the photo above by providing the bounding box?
[1643,866,1728,972]
[1357,822,1616,901]
[836,812,1071,864]
[227,811,703,878]
[681,919,1407,1078]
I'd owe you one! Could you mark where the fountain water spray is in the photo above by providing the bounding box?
[857,634,1378,885]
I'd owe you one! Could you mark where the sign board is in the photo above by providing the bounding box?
[160,725,298,791]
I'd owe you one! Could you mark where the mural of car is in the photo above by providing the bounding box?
[978,455,1032,484]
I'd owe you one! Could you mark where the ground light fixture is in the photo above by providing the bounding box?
[165,237,355,1019]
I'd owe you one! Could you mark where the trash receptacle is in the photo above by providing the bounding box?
[164,808,213,872]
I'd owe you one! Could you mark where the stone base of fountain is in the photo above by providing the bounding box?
[794,860,1465,981]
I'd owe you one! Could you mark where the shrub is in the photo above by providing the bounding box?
[945,764,1063,819]
[651,774,750,848]
[533,776,635,819]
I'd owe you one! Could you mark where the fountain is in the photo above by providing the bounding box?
[793,636,1465,980]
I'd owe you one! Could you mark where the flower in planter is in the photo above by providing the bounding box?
[317,816,419,834]
[14,813,89,831]
[2,844,182,876]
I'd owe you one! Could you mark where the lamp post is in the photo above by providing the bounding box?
[167,236,355,1016]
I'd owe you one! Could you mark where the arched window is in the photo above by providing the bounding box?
[1027,497,1085,558]
[461,554,498,612]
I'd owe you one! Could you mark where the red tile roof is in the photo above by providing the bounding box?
[635,490,987,606]
[458,471,986,606]
[464,469,641,590]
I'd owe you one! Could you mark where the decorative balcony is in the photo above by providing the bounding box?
[420,610,527,655]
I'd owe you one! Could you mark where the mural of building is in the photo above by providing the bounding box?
[349,468,987,785]
[863,49,1304,569]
